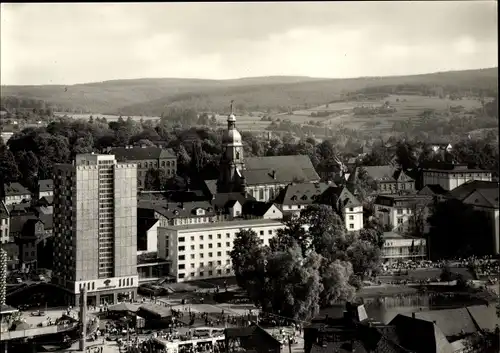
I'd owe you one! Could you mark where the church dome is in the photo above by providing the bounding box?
[228,114,236,122]
[222,127,242,145]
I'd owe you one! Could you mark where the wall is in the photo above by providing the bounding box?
[114,164,138,278]
[73,275,139,295]
[423,171,492,191]
[160,221,284,282]
[345,206,363,231]
[246,184,286,202]
[0,217,10,244]
[4,194,31,206]
[382,237,427,262]
[74,166,100,282]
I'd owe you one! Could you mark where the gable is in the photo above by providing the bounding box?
[463,190,498,208]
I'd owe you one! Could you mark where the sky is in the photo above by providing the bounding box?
[1,2,498,86]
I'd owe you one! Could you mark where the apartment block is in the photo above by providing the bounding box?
[52,153,138,306]
[158,219,284,282]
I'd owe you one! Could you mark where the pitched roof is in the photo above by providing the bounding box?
[4,182,30,197]
[320,186,362,208]
[408,308,478,337]
[389,314,453,353]
[38,196,54,206]
[9,214,38,234]
[38,179,53,192]
[418,185,447,196]
[0,201,8,219]
[462,189,499,209]
[109,146,176,161]
[466,305,500,332]
[446,180,499,203]
[242,201,275,217]
[203,179,218,196]
[275,182,331,206]
[211,192,255,209]
[138,200,216,219]
[243,155,320,185]
[361,166,413,182]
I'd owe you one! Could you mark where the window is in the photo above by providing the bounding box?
[349,224,354,229]
[190,254,195,259]
[179,237,185,242]
[190,245,195,250]
[179,274,185,279]
[397,218,403,224]
[190,236,195,241]
[226,269,231,274]
[208,252,213,257]
[191,263,195,268]
[199,244,204,249]
[217,260,222,266]
[199,235,204,241]
[208,270,213,276]
[208,243,213,249]
[226,260,231,264]
[260,230,264,235]
[226,242,230,247]
[217,269,222,275]
[209,234,213,240]
[226,251,230,255]
[226,233,230,238]
[190,272,195,277]
[217,243,221,248]
[349,215,354,220]
[199,272,204,277]
[178,246,185,252]
[208,261,213,267]
[268,230,273,235]
[217,251,222,257]
[397,209,403,215]
[349,207,353,212]
[178,255,185,260]
[200,253,204,258]
[200,262,204,268]
[178,264,185,270]
[259,189,264,199]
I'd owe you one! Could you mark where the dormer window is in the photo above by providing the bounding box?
[301,195,307,200]
[291,195,297,201]
[196,208,205,216]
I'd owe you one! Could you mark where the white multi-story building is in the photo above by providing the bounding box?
[276,183,364,231]
[158,219,284,282]
[52,153,138,305]
[422,164,492,192]
[374,194,434,234]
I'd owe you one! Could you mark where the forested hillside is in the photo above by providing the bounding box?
[1,68,497,115]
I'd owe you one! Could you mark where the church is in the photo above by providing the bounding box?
[208,109,320,202]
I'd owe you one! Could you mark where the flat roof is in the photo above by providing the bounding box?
[424,169,491,173]
[382,231,425,240]
[162,218,284,232]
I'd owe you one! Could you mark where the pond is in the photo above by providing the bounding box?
[363,293,494,324]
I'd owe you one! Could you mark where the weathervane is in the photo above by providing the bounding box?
[230,100,234,115]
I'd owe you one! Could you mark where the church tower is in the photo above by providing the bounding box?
[217,101,246,193]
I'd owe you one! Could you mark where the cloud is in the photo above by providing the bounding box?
[1,2,497,85]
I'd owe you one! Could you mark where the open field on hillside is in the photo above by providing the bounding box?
[215,114,271,131]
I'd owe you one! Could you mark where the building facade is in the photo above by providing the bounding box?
[3,183,31,206]
[109,146,177,189]
[381,232,427,264]
[37,179,53,199]
[0,202,10,244]
[351,166,415,195]
[52,153,138,305]
[422,165,492,192]
[158,219,284,282]
[374,194,434,234]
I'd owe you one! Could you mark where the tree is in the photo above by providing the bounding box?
[347,239,381,278]
[144,168,167,191]
[320,259,356,306]
[0,144,20,183]
[230,229,268,291]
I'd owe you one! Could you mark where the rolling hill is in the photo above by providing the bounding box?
[1,68,497,115]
